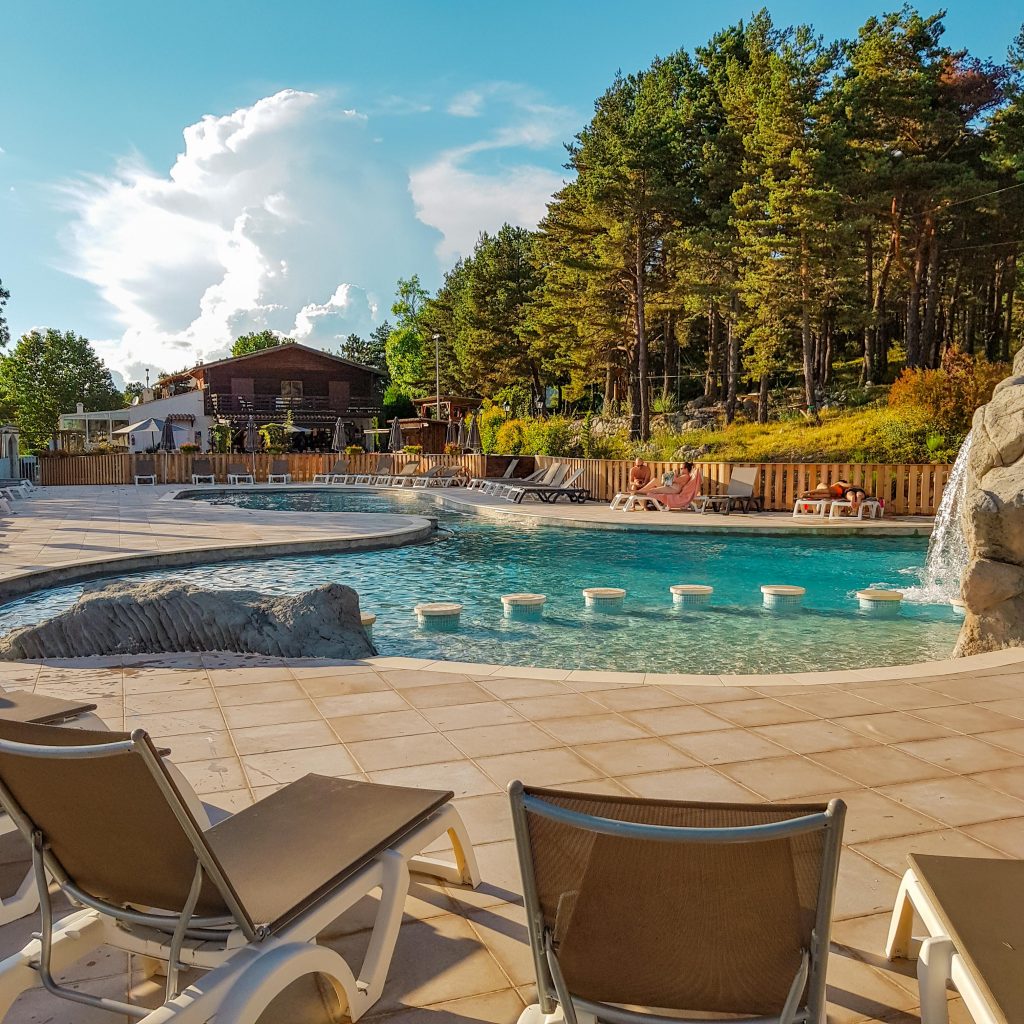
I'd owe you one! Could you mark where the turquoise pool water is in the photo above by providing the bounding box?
[0,489,960,674]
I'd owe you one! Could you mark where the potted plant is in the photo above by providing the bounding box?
[344,445,365,457]
[444,442,461,455]
[179,443,199,454]
[404,444,423,456]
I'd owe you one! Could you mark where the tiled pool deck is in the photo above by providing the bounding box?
[0,486,1019,1023]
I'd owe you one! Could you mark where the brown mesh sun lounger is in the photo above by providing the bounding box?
[133,458,157,485]
[0,720,480,1022]
[313,458,349,483]
[267,458,292,483]
[226,462,254,484]
[189,458,215,484]
[510,783,845,1024]
[886,853,1024,1024]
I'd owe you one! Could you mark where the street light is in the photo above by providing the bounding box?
[433,333,441,422]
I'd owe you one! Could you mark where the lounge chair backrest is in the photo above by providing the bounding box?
[561,466,584,488]
[501,459,519,479]
[191,458,212,475]
[0,720,252,931]
[726,465,758,497]
[397,461,421,476]
[511,784,844,1021]
[331,458,348,474]
[538,462,564,486]
[270,459,289,474]
[227,463,248,476]
[135,459,156,476]
[375,455,393,473]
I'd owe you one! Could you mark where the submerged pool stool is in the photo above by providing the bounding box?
[761,584,806,610]
[856,589,903,616]
[583,587,626,611]
[670,584,713,607]
[950,598,966,616]
[501,593,546,621]
[415,602,463,631]
[360,611,377,638]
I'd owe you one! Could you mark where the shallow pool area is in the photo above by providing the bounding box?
[0,488,961,674]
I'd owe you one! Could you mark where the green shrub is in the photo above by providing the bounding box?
[478,405,507,454]
[381,384,415,422]
[494,419,527,454]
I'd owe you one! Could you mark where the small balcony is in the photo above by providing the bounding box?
[205,393,381,421]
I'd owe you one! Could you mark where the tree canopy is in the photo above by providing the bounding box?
[0,278,9,350]
[230,330,295,357]
[403,8,1024,439]
[0,329,122,450]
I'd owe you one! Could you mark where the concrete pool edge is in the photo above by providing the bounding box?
[169,484,935,538]
[0,514,436,605]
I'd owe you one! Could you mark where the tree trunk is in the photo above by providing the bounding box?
[705,303,720,401]
[663,314,678,403]
[725,312,739,424]
[922,223,941,368]
[757,374,769,424]
[634,236,650,440]
[800,234,817,412]
[862,228,874,384]
[1004,254,1016,362]
[603,356,614,411]
[905,213,933,368]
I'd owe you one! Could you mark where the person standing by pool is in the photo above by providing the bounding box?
[628,458,652,493]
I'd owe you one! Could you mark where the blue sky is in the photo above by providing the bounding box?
[1,1,1020,384]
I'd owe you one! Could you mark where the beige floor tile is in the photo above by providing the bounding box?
[852,828,1004,875]
[977,726,1024,755]
[446,722,561,758]
[477,748,602,789]
[125,706,226,737]
[709,697,815,727]
[969,765,1024,800]
[755,719,869,754]
[314,690,410,717]
[810,745,951,788]
[370,761,500,799]
[575,737,699,776]
[909,703,1024,735]
[423,702,523,731]
[660,684,758,704]
[231,719,338,756]
[175,756,247,795]
[508,693,606,721]
[832,711,956,744]
[721,755,853,800]
[621,766,757,802]
[208,666,294,687]
[817,789,941,844]
[960,816,1024,857]
[465,901,534,986]
[824,948,919,1023]
[328,709,434,742]
[976,697,1024,721]
[779,690,884,719]
[328,913,508,1013]
[894,735,1023,774]
[381,669,473,689]
[589,686,687,712]
[296,670,389,697]
[878,775,1024,826]
[364,988,525,1024]
[122,688,217,715]
[449,793,514,846]
[921,677,1024,702]
[480,677,571,700]
[833,850,901,921]
[842,682,961,711]
[349,732,462,772]
[162,729,236,762]
[242,744,357,787]
[222,698,321,729]
[538,714,646,746]
[214,679,308,706]
[667,728,791,765]
[403,681,494,709]
[444,839,523,910]
[623,704,729,735]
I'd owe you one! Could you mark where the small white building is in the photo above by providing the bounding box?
[58,387,212,453]
[0,425,20,480]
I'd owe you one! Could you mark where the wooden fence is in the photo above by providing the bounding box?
[39,452,491,487]
[39,452,951,515]
[536,457,951,515]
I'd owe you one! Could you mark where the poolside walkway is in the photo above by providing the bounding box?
[1,652,1023,1022]
[0,485,1017,1023]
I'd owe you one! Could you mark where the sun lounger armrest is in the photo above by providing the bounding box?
[206,774,454,931]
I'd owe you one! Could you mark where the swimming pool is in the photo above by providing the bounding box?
[0,489,960,674]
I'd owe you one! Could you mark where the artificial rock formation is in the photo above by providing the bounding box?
[955,346,1024,656]
[0,580,377,661]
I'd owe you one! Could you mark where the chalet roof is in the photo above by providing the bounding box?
[157,343,385,385]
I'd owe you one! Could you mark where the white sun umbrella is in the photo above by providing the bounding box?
[466,414,482,453]
[331,418,346,451]
[387,417,404,453]
[113,417,164,450]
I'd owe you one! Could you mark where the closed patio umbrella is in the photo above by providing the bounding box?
[445,417,459,448]
[331,418,345,452]
[245,416,258,452]
[158,420,176,451]
[456,418,467,450]
[466,414,481,453]
[387,418,404,453]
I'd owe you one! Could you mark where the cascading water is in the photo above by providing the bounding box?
[904,431,972,604]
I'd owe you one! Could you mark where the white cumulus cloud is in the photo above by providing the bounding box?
[62,89,439,374]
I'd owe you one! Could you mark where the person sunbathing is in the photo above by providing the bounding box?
[635,463,702,510]
[800,479,868,513]
[628,457,652,493]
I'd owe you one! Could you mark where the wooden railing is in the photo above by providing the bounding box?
[38,452,951,514]
[535,457,951,515]
[39,452,490,487]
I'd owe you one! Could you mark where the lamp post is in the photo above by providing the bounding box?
[433,333,441,422]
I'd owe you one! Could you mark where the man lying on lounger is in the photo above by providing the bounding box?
[801,479,868,514]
